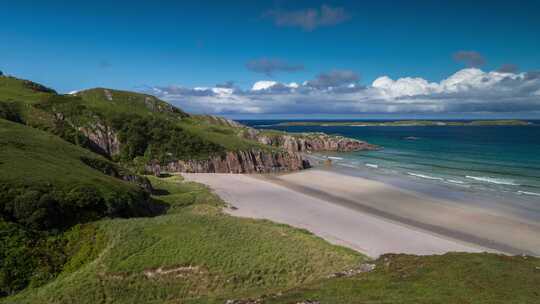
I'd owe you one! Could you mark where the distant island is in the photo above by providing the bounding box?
[275,119,533,127]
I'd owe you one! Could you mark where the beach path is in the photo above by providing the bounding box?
[182,171,489,258]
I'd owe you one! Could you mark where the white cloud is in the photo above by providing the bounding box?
[252,81,278,91]
[143,68,540,115]
[372,76,437,98]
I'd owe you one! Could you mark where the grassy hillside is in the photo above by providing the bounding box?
[0,76,269,168]
[267,253,540,304]
[75,88,189,118]
[4,175,364,304]
[0,76,56,104]
[0,118,159,295]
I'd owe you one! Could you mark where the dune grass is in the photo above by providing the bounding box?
[4,175,364,303]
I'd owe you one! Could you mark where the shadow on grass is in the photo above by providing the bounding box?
[151,188,171,196]
[146,197,170,216]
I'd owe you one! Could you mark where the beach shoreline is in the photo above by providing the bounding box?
[182,166,540,258]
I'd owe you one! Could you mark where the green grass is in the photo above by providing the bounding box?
[266,253,540,304]
[75,89,268,152]
[0,76,55,105]
[0,76,272,159]
[0,118,158,295]
[4,175,364,303]
[75,88,189,118]
[0,119,149,200]
[178,117,271,152]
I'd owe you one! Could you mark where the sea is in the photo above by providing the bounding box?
[240,120,540,204]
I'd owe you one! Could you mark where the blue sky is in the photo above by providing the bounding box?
[1,0,540,117]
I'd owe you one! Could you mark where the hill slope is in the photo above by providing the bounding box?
[0,76,313,173]
[0,118,161,295]
[2,175,364,304]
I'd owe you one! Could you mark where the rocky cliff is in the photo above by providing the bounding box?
[202,115,378,153]
[80,122,121,156]
[253,132,377,152]
[77,114,375,175]
[146,149,310,174]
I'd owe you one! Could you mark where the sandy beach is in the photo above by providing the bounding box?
[182,168,540,258]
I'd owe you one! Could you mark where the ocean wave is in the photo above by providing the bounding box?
[407,172,444,181]
[337,163,359,169]
[365,163,379,168]
[328,156,344,160]
[517,190,540,197]
[465,176,519,186]
[446,179,465,184]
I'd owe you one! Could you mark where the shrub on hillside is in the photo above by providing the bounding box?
[0,102,23,123]
[111,114,224,163]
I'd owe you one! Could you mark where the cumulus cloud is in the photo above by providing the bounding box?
[142,68,540,115]
[453,51,485,67]
[264,5,350,31]
[246,58,304,76]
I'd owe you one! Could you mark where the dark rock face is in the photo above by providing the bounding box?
[22,79,57,94]
[120,173,153,192]
[80,156,153,192]
[80,122,121,156]
[147,149,310,175]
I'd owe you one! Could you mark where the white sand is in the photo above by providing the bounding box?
[182,170,495,258]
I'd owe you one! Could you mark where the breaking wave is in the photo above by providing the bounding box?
[407,172,444,181]
[465,176,519,186]
[517,191,540,196]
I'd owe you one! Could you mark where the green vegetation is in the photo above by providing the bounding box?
[0,76,269,166]
[267,253,540,304]
[0,119,156,224]
[111,114,225,163]
[73,88,268,154]
[0,76,56,105]
[0,119,158,295]
[76,88,189,118]
[276,119,533,127]
[4,175,364,303]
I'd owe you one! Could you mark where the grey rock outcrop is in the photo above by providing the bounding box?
[80,122,121,156]
[253,132,377,152]
[147,149,310,175]
[208,116,377,152]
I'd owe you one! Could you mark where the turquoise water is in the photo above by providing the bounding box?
[242,120,540,200]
